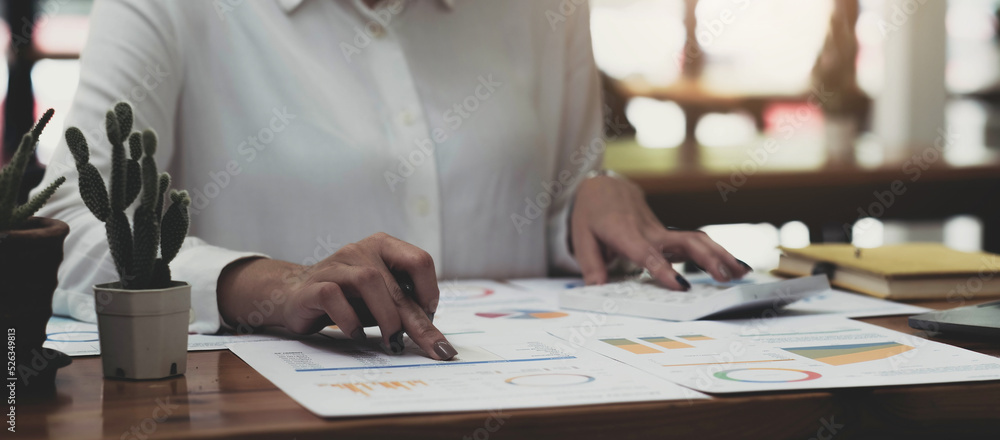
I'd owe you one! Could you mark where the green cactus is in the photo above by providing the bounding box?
[0,109,66,232]
[65,102,191,290]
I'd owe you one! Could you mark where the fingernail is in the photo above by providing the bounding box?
[718,264,732,281]
[737,259,753,271]
[350,328,367,342]
[675,275,691,291]
[433,340,458,360]
[383,331,405,355]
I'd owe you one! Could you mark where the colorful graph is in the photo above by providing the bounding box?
[715,368,822,383]
[475,309,569,320]
[678,334,713,341]
[601,338,660,354]
[783,342,915,366]
[46,331,99,343]
[505,374,595,387]
[662,359,794,367]
[640,336,693,350]
[320,380,428,397]
[440,284,495,301]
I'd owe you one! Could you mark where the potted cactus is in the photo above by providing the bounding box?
[65,102,192,380]
[0,109,71,396]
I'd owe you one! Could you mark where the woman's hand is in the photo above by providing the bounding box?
[570,175,751,290]
[217,232,457,360]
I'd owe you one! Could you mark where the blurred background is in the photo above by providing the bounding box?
[2,0,999,270]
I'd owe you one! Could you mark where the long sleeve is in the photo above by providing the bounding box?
[31,0,262,333]
[547,2,604,274]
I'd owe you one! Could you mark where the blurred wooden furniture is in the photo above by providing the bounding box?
[16,298,1000,440]
[626,163,1000,252]
[608,0,870,170]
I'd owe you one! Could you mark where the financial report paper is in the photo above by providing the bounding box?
[226,331,708,417]
[552,316,1000,394]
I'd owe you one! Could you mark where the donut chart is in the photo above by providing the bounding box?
[505,374,595,387]
[46,331,100,343]
[440,285,495,301]
[714,368,821,383]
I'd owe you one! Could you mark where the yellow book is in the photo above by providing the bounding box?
[774,243,1000,300]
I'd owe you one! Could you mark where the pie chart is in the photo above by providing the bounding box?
[46,331,99,343]
[505,374,595,387]
[440,284,495,301]
[475,309,569,320]
[714,368,821,383]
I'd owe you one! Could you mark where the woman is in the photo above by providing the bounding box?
[35,0,748,360]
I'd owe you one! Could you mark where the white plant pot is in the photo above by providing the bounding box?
[94,281,190,380]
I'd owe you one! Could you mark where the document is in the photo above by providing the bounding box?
[432,279,654,334]
[42,316,280,356]
[226,331,708,417]
[553,316,1000,394]
[780,288,931,318]
[506,278,586,307]
[433,296,654,334]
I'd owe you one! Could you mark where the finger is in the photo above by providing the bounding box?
[306,282,365,341]
[698,235,751,279]
[355,237,455,360]
[395,296,457,360]
[601,229,688,291]
[573,224,608,285]
[669,231,747,281]
[346,296,378,326]
[337,265,404,353]
[374,234,440,316]
[682,236,731,281]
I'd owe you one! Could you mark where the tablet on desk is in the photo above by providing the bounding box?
[908,300,1000,338]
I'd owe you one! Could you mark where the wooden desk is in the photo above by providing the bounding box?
[17,300,1000,440]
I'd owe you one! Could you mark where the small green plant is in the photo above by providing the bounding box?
[65,102,191,290]
[0,109,66,232]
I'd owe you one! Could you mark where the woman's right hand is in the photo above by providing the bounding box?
[217,232,457,360]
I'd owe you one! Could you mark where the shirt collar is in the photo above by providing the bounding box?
[277,0,304,14]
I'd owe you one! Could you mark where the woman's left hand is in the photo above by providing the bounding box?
[570,175,751,289]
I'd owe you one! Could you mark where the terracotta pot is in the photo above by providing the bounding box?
[0,217,72,396]
[94,281,190,380]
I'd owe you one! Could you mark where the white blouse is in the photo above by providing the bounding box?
[34,0,603,333]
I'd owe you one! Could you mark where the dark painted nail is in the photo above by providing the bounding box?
[676,275,691,291]
[350,328,367,342]
[384,331,405,355]
[737,259,753,271]
[433,340,458,360]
